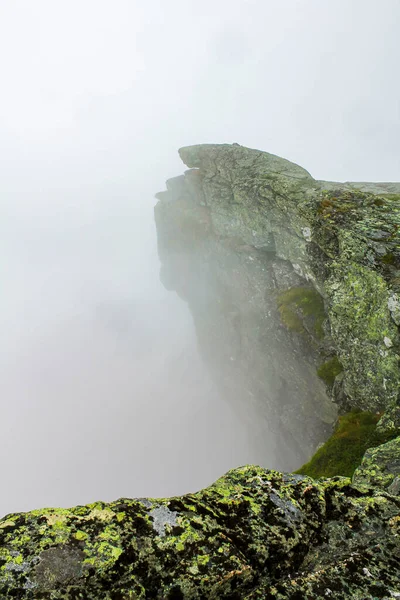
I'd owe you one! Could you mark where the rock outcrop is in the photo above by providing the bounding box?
[1,144,399,598]
[155,143,400,469]
[1,463,399,599]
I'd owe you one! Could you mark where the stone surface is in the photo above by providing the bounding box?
[2,144,399,598]
[155,143,400,468]
[1,465,400,599]
[353,435,400,490]
[388,293,400,326]
[377,404,400,434]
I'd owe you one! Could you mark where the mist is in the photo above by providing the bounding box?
[1,0,399,517]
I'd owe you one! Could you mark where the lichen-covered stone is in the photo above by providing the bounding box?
[352,435,400,490]
[325,262,399,410]
[1,465,399,598]
[156,144,400,418]
[377,404,400,434]
[388,293,400,326]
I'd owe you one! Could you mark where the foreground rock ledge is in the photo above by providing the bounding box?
[1,464,399,599]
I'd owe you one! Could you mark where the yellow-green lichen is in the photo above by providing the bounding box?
[326,261,400,410]
[352,435,400,489]
[0,462,400,597]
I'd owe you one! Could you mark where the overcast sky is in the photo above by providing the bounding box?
[1,0,399,517]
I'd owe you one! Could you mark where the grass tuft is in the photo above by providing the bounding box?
[295,410,398,479]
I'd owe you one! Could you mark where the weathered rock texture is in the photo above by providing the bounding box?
[155,143,400,468]
[1,463,400,599]
[1,144,399,598]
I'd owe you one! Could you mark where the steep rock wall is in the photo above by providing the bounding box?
[155,144,400,468]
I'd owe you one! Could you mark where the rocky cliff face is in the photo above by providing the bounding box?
[155,144,400,469]
[1,144,399,599]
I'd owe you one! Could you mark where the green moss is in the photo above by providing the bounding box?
[277,304,305,333]
[380,193,400,202]
[295,410,399,479]
[277,286,326,339]
[380,252,396,265]
[317,356,343,386]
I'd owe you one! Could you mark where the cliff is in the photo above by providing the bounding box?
[155,143,400,469]
[1,144,399,598]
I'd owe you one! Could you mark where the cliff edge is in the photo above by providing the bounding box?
[155,143,400,467]
[1,144,399,598]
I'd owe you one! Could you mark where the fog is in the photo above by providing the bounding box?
[1,0,399,517]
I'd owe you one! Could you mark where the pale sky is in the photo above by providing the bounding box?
[1,0,399,517]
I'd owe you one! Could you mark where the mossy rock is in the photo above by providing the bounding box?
[317,355,343,387]
[295,410,400,479]
[353,435,400,490]
[1,465,400,598]
[277,286,326,339]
